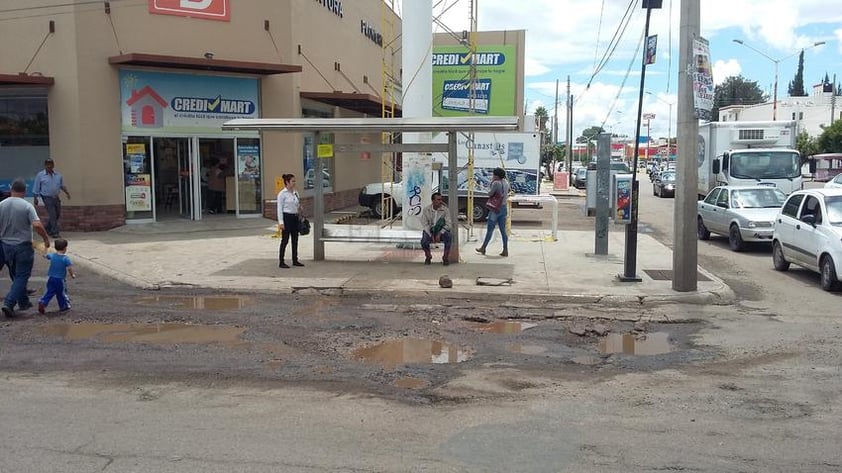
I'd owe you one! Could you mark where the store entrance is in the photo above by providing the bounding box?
[153,137,193,219]
[198,138,235,216]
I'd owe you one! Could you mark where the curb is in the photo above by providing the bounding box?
[71,254,161,291]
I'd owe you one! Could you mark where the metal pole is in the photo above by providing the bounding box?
[672,0,700,291]
[620,5,656,282]
[448,131,460,262]
[313,131,325,261]
[832,73,837,126]
[772,61,779,121]
[553,79,559,173]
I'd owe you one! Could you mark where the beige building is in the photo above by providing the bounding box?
[0,0,401,230]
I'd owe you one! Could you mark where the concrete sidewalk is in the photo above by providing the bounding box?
[59,208,734,306]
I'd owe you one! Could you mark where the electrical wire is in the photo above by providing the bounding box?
[593,0,606,71]
[586,0,639,90]
[599,28,645,131]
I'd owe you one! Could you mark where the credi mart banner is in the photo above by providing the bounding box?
[119,70,258,134]
[432,45,517,117]
[148,0,230,21]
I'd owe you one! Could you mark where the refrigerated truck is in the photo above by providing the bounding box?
[697,121,802,198]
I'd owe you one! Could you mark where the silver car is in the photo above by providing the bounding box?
[697,186,787,251]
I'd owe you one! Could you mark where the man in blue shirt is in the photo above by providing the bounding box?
[32,158,71,238]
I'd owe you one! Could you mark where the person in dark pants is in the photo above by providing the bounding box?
[32,158,71,238]
[420,192,452,266]
[276,173,304,268]
[1,179,51,318]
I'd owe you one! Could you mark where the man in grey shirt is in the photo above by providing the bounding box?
[1,179,51,318]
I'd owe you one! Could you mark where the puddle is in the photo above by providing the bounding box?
[352,338,470,368]
[40,322,247,346]
[506,344,547,355]
[478,321,537,333]
[134,295,251,310]
[394,376,427,389]
[598,332,673,356]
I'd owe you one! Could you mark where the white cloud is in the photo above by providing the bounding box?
[712,59,742,85]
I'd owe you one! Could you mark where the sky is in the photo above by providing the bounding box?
[397,0,842,141]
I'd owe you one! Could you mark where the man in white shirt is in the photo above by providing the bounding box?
[420,192,452,266]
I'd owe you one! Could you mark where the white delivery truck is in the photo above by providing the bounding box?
[697,121,802,198]
[359,132,541,221]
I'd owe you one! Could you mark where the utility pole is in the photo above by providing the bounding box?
[553,79,559,172]
[832,73,837,126]
[566,76,573,184]
[672,0,700,291]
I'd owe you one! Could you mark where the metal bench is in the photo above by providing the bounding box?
[508,194,558,240]
[320,224,421,244]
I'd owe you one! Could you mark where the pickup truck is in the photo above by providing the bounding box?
[358,179,491,221]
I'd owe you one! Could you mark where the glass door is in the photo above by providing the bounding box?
[153,137,193,220]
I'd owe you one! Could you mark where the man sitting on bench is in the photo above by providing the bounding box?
[421,192,452,266]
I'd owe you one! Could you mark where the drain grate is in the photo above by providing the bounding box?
[643,269,711,282]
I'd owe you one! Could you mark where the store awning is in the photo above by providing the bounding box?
[0,73,55,86]
[108,53,302,76]
[300,91,401,117]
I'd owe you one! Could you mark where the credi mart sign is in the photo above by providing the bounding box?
[148,0,230,21]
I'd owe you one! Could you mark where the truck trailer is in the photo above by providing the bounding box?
[697,121,802,198]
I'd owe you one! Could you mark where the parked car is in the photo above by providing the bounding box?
[772,188,842,291]
[652,171,676,198]
[824,172,842,189]
[572,167,588,188]
[697,186,787,251]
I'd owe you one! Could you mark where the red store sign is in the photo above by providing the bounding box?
[148,0,230,21]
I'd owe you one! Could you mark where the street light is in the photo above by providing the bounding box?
[732,39,826,120]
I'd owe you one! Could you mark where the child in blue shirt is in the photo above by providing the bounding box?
[37,238,76,314]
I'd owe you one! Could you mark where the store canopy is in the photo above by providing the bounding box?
[0,73,54,86]
[108,53,302,76]
[222,116,519,133]
[301,91,401,117]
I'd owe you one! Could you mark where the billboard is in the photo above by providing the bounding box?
[432,132,540,195]
[432,45,517,117]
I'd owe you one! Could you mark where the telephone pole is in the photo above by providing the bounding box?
[566,76,573,183]
[553,79,559,172]
[672,0,700,291]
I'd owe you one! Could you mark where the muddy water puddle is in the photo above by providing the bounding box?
[40,322,247,346]
[134,295,251,310]
[598,332,673,356]
[477,321,537,333]
[352,338,470,368]
[506,344,547,355]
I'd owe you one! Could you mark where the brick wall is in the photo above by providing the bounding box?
[37,205,126,232]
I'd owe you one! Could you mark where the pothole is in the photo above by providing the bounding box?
[40,322,247,346]
[598,332,674,356]
[477,321,538,333]
[352,338,471,368]
[134,295,252,310]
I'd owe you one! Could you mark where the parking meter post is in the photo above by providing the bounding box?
[594,133,611,255]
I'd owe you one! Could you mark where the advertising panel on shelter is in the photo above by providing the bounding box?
[119,70,259,134]
[432,45,517,117]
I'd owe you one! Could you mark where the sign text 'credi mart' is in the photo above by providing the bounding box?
[148,0,230,21]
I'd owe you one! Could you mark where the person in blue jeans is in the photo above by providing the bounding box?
[476,167,511,257]
[38,238,76,314]
[0,179,51,318]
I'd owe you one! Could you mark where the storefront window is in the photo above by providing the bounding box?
[302,107,334,190]
[0,91,50,195]
[123,137,153,220]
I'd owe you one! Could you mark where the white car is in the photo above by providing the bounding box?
[697,186,787,251]
[824,172,842,189]
[772,188,842,291]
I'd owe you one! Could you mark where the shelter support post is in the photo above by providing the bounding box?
[313,130,325,261]
[447,131,460,262]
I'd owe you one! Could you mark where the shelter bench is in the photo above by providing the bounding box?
[320,224,421,245]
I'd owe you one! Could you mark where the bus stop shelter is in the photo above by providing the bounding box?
[222,116,519,263]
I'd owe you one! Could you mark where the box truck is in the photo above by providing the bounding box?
[697,121,802,198]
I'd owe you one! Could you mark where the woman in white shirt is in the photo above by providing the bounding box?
[276,174,304,268]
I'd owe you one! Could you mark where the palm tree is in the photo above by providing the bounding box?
[534,106,549,133]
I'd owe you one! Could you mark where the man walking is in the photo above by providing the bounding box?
[1,179,50,318]
[33,158,71,238]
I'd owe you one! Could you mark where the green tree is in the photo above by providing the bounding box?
[576,126,604,162]
[796,130,819,161]
[787,51,807,97]
[711,75,766,121]
[817,119,842,153]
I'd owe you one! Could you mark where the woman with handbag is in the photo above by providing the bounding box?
[476,167,511,257]
[277,174,304,268]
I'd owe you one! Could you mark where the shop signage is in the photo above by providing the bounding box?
[120,70,259,134]
[314,0,343,18]
[432,45,517,117]
[148,0,230,21]
[360,20,382,46]
[125,173,152,212]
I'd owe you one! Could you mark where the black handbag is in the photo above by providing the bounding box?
[298,218,311,235]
